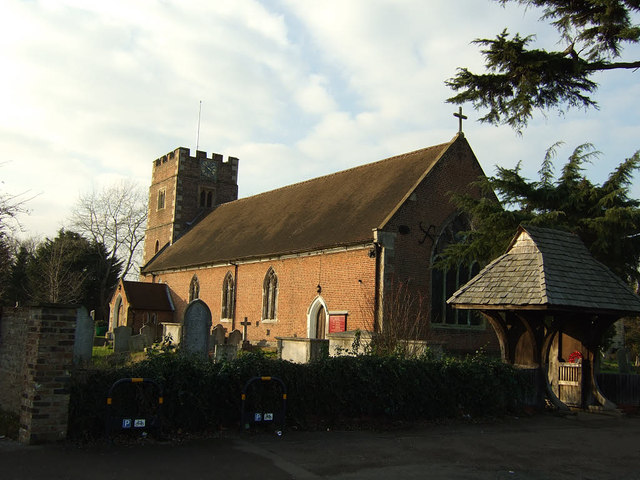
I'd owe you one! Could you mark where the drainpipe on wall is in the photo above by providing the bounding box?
[372,229,382,334]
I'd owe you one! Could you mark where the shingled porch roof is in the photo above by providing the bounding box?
[448,225,640,315]
[143,135,465,273]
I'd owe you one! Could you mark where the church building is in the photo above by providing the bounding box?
[115,131,498,353]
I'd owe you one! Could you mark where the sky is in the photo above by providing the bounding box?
[2,0,639,241]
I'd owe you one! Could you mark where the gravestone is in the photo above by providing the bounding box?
[211,324,227,346]
[617,347,632,374]
[113,326,133,353]
[128,334,146,352]
[182,300,212,358]
[73,306,94,365]
[140,324,155,346]
[214,344,238,362]
[162,323,182,345]
[228,329,242,348]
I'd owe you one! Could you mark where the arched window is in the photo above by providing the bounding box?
[262,267,278,321]
[189,274,200,303]
[221,272,235,320]
[154,240,160,253]
[431,215,482,327]
[113,295,123,328]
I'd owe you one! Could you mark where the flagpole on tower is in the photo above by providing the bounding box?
[196,100,202,151]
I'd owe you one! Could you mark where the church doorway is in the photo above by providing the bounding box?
[307,297,328,339]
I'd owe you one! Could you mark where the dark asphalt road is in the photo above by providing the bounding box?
[2,412,640,479]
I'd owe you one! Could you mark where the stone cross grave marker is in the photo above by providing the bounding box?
[240,317,251,341]
[113,325,133,353]
[182,299,212,358]
[73,306,94,365]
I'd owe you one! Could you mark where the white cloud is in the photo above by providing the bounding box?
[1,0,639,241]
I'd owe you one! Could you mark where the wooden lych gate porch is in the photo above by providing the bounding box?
[448,226,640,411]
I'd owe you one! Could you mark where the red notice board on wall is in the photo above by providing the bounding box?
[328,314,347,333]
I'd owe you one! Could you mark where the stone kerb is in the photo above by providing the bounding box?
[182,299,212,358]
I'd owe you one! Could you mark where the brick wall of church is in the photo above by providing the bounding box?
[149,246,376,343]
[380,137,499,353]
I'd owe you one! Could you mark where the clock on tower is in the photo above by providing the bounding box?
[200,159,217,179]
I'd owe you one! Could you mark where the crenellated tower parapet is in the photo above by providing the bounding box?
[142,147,239,267]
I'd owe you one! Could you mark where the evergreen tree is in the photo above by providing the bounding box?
[440,144,640,288]
[0,234,11,304]
[447,1,640,132]
[24,230,121,317]
[3,241,34,307]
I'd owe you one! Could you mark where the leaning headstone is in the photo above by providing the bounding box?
[182,300,212,358]
[140,324,155,347]
[211,324,227,346]
[113,325,133,353]
[617,347,632,374]
[73,306,94,366]
[228,329,242,348]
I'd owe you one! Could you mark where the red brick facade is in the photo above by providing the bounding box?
[109,280,174,340]
[140,138,499,353]
[153,247,376,342]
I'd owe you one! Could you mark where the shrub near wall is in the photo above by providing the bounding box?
[68,353,529,440]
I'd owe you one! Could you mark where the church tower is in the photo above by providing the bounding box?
[142,147,239,266]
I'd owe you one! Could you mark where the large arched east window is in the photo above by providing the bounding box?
[189,274,200,303]
[431,215,482,327]
[221,272,235,320]
[262,267,278,321]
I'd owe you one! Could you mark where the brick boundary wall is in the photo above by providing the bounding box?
[0,307,29,413]
[0,305,78,445]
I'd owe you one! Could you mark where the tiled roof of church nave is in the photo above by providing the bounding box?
[143,135,464,273]
[448,225,640,315]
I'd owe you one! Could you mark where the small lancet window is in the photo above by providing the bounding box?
[189,274,200,303]
[262,267,278,321]
[221,272,235,319]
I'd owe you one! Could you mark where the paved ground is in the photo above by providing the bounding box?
[2,412,640,479]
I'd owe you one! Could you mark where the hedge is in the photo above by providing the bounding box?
[67,352,530,440]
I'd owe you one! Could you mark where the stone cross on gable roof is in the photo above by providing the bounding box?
[453,106,467,134]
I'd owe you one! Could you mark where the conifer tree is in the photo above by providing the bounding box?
[447,1,640,132]
[440,144,640,288]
